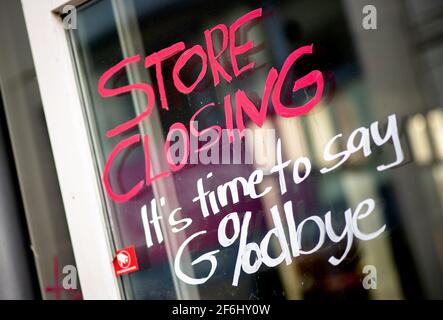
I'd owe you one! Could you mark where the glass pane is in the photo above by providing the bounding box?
[69,0,443,299]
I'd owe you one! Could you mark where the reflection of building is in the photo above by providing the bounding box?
[0,0,442,299]
[343,0,443,298]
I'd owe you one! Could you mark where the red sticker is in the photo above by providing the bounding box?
[113,245,139,276]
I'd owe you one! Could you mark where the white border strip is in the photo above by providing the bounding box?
[21,0,121,299]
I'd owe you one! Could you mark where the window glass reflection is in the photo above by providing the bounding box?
[70,0,443,299]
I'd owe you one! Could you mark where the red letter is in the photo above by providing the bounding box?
[229,8,262,77]
[235,67,278,133]
[204,24,232,86]
[272,44,324,117]
[103,134,144,202]
[172,45,208,94]
[98,55,156,138]
[145,42,185,110]
[223,94,236,143]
